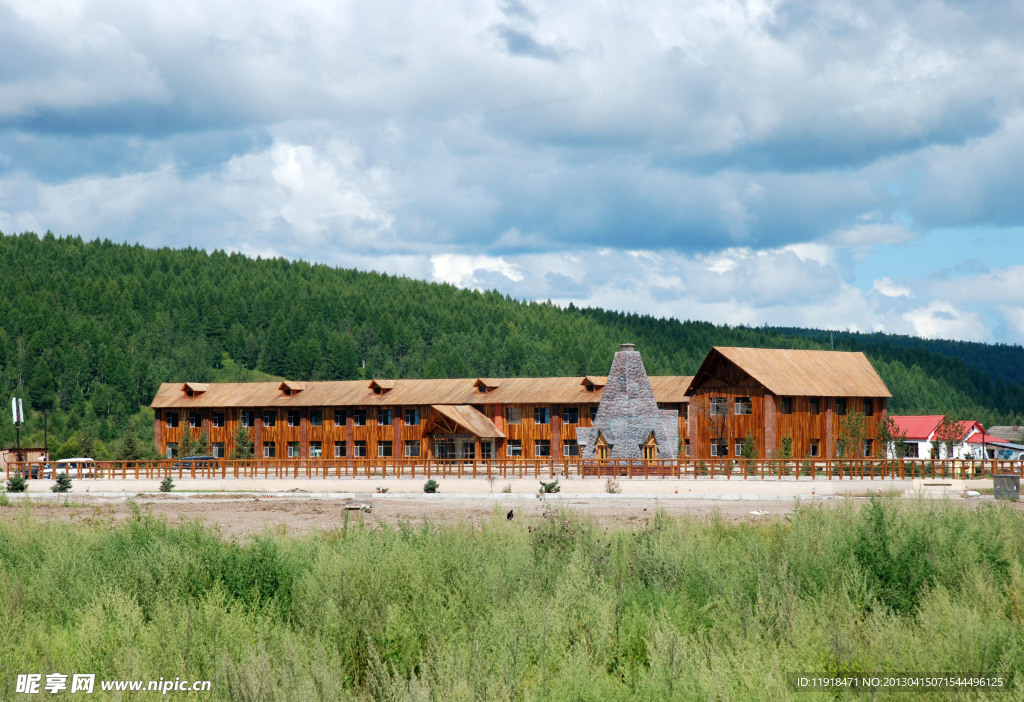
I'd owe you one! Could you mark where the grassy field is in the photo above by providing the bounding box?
[0,498,1021,700]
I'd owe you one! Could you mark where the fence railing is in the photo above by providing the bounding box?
[4,457,1023,482]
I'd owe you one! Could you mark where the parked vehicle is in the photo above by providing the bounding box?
[52,458,96,478]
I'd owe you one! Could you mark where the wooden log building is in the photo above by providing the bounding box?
[151,346,890,462]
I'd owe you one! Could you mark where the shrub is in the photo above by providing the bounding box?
[539,479,560,494]
[160,476,175,492]
[423,479,439,493]
[501,483,512,493]
[6,473,28,493]
[604,476,621,494]
[0,488,8,506]
[51,473,73,493]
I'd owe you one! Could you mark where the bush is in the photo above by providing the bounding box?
[604,476,621,494]
[160,476,175,492]
[6,473,28,493]
[539,479,560,494]
[51,473,73,493]
[423,479,439,493]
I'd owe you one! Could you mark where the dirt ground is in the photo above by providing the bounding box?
[1,493,1011,538]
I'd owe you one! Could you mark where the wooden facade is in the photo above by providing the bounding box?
[685,347,891,460]
[153,377,692,461]
[153,346,892,463]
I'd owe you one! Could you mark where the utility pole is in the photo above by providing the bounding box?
[11,397,24,463]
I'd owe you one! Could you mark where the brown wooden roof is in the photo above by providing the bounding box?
[689,347,891,398]
[151,374,694,408]
[430,405,506,439]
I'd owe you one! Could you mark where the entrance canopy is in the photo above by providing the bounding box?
[428,405,506,439]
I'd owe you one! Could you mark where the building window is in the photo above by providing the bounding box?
[165,412,179,428]
[642,443,657,460]
[590,405,599,421]
[287,441,300,458]
[836,399,847,416]
[808,440,819,457]
[780,397,792,415]
[734,397,752,415]
[405,408,420,426]
[378,409,393,426]
[735,440,744,457]
[310,441,322,458]
[353,410,367,426]
[378,441,393,458]
[288,410,301,427]
[563,439,579,457]
[310,410,322,426]
[166,442,178,458]
[334,409,347,425]
[534,440,551,457]
[862,399,873,417]
[683,404,688,421]
[507,440,522,457]
[862,439,872,458]
[507,407,522,425]
[685,440,690,457]
[597,444,610,460]
[212,442,225,458]
[264,442,276,458]
[263,410,276,427]
[534,407,550,424]
[212,412,225,428]
[461,443,475,459]
[241,410,254,427]
[710,440,728,457]
[904,443,919,458]
[710,397,728,416]
[334,441,346,458]
[189,412,202,428]
[481,442,493,459]
[404,441,420,458]
[809,398,820,416]
[562,406,579,424]
[354,441,367,457]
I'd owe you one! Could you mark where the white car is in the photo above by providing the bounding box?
[48,458,96,478]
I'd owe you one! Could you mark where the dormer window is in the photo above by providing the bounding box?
[279,381,305,397]
[580,376,605,393]
[368,380,394,395]
[474,378,499,394]
[181,382,208,398]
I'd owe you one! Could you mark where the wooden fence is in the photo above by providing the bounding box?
[5,457,1023,482]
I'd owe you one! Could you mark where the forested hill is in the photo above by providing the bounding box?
[1,232,1023,457]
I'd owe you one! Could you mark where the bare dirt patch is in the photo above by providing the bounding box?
[1,494,1010,539]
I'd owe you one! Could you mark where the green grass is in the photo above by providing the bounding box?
[0,498,1021,700]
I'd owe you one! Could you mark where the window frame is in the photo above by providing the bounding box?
[212,442,225,458]
[241,410,254,428]
[534,406,550,425]
[734,397,752,415]
[808,440,820,458]
[862,399,873,417]
[263,441,276,458]
[563,439,579,457]
[404,440,420,458]
[377,408,393,426]
[378,441,393,458]
[334,441,346,458]
[287,410,301,428]
[212,412,225,428]
[263,410,276,427]
[334,409,347,425]
[287,441,300,458]
[166,442,178,458]
[165,412,179,428]
[507,440,522,457]
[309,441,322,458]
[310,409,323,427]
[352,410,367,426]
[354,440,367,457]
[189,411,202,429]
[780,397,793,415]
[710,397,728,416]
[561,406,579,425]
[506,407,522,425]
[710,440,728,457]
[836,398,847,416]
[404,408,420,426]
[809,398,820,416]
[534,439,551,457]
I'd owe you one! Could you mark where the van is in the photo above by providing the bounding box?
[51,458,96,478]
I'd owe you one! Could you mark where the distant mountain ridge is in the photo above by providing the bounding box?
[1,231,1022,454]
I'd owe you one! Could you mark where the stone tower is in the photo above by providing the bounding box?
[576,344,679,459]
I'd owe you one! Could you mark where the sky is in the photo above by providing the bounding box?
[2,0,1023,344]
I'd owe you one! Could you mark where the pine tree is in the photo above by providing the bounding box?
[229,426,254,459]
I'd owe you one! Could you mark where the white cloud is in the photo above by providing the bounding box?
[430,253,524,288]
[873,277,912,298]
[904,301,988,342]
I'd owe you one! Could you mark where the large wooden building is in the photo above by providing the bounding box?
[151,346,891,462]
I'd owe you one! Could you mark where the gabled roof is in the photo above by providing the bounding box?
[152,375,694,408]
[429,405,505,439]
[688,347,891,398]
[580,376,607,388]
[891,415,944,441]
[278,381,306,394]
[368,379,395,392]
[181,382,209,395]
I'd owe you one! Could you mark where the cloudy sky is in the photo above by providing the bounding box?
[2,0,1023,343]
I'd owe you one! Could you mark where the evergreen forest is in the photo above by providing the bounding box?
[1,231,1022,459]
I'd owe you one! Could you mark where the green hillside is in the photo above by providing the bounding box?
[1,231,1022,458]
